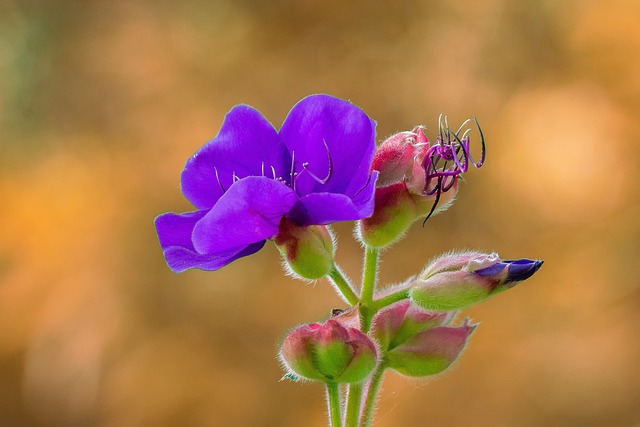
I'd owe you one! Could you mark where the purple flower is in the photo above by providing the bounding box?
[155,95,378,272]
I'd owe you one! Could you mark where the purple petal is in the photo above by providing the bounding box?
[181,105,292,210]
[163,241,266,273]
[155,211,265,272]
[192,176,298,254]
[288,170,378,225]
[279,94,376,198]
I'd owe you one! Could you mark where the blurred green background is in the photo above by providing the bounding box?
[1,0,639,426]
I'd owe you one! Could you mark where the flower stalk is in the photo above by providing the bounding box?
[360,247,380,332]
[360,367,385,427]
[326,382,342,427]
[344,382,363,427]
[328,266,359,306]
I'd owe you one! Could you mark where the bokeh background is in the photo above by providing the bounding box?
[1,0,639,426]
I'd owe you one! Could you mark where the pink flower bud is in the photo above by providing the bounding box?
[370,129,427,189]
[279,319,378,384]
[359,119,483,248]
[274,217,335,280]
[410,251,543,310]
[420,250,496,278]
[371,299,455,352]
[385,320,476,377]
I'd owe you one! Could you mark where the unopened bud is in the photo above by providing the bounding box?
[359,119,482,248]
[385,320,476,377]
[279,319,378,384]
[371,129,427,188]
[274,217,334,280]
[358,183,419,248]
[410,252,543,311]
[371,299,455,352]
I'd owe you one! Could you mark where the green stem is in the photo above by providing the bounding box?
[328,265,359,306]
[370,288,410,312]
[360,367,386,427]
[326,382,342,427]
[344,382,363,427]
[361,247,379,305]
[360,247,380,332]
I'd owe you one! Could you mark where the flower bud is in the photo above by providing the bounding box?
[357,182,420,248]
[410,252,543,311]
[385,320,476,377]
[371,299,455,352]
[274,217,335,280]
[359,120,483,248]
[279,319,378,384]
[370,129,428,189]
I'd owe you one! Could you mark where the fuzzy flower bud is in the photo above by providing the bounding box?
[279,319,378,384]
[385,319,476,377]
[410,251,543,311]
[274,217,335,280]
[371,299,455,352]
[359,119,484,248]
[371,129,429,189]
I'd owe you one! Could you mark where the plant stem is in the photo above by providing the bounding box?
[361,247,379,305]
[370,288,410,312]
[326,382,342,427]
[360,247,380,332]
[344,382,363,427]
[360,367,385,427]
[328,265,359,306]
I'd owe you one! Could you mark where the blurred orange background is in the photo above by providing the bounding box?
[1,0,639,426]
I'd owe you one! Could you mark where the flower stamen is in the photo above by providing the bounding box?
[421,116,485,225]
[297,139,333,186]
[352,173,373,198]
[214,166,227,193]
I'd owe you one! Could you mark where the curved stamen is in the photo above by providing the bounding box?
[421,116,486,225]
[352,172,373,198]
[450,131,472,171]
[473,116,486,167]
[298,138,333,185]
[441,174,457,192]
[455,118,471,136]
[448,131,469,173]
[289,150,296,189]
[214,166,226,193]
[450,119,485,168]
[422,176,443,226]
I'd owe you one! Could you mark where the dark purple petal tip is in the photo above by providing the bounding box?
[474,258,543,283]
[504,259,543,283]
[474,262,508,277]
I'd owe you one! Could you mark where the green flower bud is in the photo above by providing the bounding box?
[358,182,420,248]
[385,320,476,377]
[279,319,378,384]
[410,252,543,311]
[274,217,335,280]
